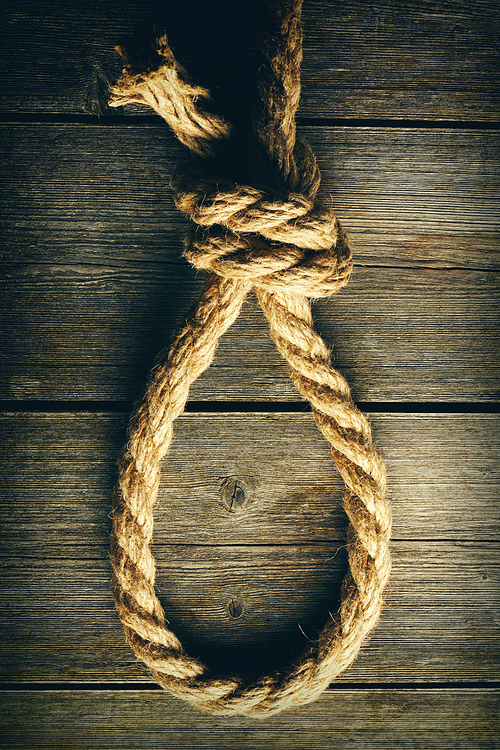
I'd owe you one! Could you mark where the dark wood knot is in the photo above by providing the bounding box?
[219,477,252,513]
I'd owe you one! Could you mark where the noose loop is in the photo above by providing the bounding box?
[109,0,391,718]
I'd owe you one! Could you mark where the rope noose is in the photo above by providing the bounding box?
[109,0,391,718]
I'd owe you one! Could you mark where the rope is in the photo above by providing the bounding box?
[108,0,391,718]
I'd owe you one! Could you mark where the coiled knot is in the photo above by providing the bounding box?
[170,162,353,299]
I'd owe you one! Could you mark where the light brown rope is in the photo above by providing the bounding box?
[108,0,391,718]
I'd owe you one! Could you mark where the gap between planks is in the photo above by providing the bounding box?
[1,113,499,129]
[0,401,498,414]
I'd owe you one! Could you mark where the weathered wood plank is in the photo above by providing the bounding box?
[1,689,498,749]
[0,413,498,682]
[0,543,498,682]
[1,413,498,547]
[1,124,498,401]
[1,265,497,401]
[0,0,498,121]
[1,125,498,270]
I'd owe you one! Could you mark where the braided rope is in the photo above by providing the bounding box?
[109,0,391,717]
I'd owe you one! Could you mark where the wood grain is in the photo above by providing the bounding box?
[0,0,498,121]
[0,0,497,742]
[1,413,498,548]
[1,125,498,401]
[2,125,498,269]
[1,266,497,401]
[0,689,498,749]
[0,543,497,682]
[0,413,498,682]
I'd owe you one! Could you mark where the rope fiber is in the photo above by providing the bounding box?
[109,0,391,717]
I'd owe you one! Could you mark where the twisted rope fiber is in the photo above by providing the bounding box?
[109,0,391,718]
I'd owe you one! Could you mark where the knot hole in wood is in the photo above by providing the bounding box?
[219,477,252,513]
[227,597,245,619]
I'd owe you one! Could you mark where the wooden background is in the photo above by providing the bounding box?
[0,0,499,747]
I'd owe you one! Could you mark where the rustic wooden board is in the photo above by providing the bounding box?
[1,125,498,269]
[1,0,497,745]
[1,413,498,547]
[1,689,498,750]
[1,125,498,401]
[0,413,498,682]
[1,266,497,401]
[0,0,499,121]
[0,543,498,683]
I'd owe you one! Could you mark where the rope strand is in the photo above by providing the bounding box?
[109,0,391,717]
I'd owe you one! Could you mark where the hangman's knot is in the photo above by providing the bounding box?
[170,164,353,299]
